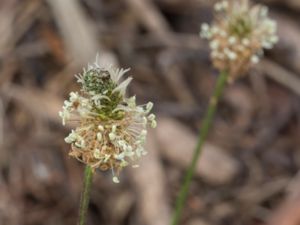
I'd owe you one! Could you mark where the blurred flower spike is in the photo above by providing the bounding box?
[200,0,278,81]
[59,55,156,183]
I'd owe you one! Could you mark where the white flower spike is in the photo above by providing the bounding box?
[59,56,156,182]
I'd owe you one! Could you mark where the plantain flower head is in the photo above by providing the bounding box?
[59,55,156,183]
[200,0,278,81]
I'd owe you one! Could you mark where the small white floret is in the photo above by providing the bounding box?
[112,176,120,183]
[109,133,116,141]
[228,36,236,45]
[209,40,219,50]
[151,120,157,128]
[98,125,104,131]
[251,55,259,64]
[97,132,102,141]
[94,149,101,159]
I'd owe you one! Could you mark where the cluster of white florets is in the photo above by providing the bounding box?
[200,0,278,80]
[59,56,156,183]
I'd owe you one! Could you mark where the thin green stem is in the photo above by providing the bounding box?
[78,165,93,225]
[171,70,229,225]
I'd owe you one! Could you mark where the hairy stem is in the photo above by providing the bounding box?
[78,165,93,225]
[171,70,229,225]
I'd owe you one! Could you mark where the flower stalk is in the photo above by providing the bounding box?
[171,0,278,223]
[78,165,93,225]
[171,70,228,225]
[59,55,156,223]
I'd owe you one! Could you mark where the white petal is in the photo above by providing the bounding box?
[113,77,132,95]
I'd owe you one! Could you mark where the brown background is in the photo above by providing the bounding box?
[0,0,300,225]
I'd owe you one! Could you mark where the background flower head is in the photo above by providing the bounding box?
[201,0,278,81]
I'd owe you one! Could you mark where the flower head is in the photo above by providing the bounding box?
[200,0,278,81]
[59,56,156,182]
